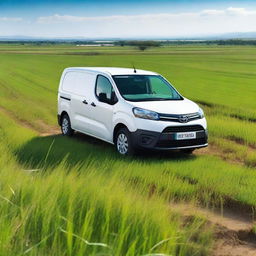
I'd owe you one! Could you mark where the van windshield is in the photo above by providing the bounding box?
[112,75,183,102]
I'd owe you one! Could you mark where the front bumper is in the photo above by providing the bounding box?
[130,125,208,151]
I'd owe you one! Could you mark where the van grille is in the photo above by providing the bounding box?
[162,125,204,133]
[159,112,201,123]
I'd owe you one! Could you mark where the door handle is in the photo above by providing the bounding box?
[91,102,96,107]
[82,100,88,104]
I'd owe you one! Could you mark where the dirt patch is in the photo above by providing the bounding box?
[171,202,253,232]
[0,105,36,131]
[170,202,256,256]
[230,113,256,123]
[195,140,256,167]
[36,120,60,136]
[227,136,256,150]
[213,225,256,256]
[0,105,60,136]
[195,144,245,166]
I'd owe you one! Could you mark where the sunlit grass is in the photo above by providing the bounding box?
[0,124,213,256]
[208,115,256,146]
[0,44,256,255]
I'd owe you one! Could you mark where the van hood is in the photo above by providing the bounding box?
[131,98,199,114]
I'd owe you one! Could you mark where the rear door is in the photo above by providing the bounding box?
[62,71,96,133]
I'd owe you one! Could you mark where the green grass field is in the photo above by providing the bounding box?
[0,44,255,255]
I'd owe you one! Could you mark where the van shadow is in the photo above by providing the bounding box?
[15,132,196,169]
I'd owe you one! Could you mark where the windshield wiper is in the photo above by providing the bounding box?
[126,97,183,102]
[152,97,184,101]
[127,98,169,102]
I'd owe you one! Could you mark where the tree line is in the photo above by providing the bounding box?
[1,39,256,49]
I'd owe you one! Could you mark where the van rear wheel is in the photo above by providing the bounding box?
[115,128,135,156]
[61,114,74,136]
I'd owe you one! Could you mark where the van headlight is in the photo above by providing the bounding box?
[198,108,205,118]
[133,107,159,120]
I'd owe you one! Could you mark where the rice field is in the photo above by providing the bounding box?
[0,44,255,255]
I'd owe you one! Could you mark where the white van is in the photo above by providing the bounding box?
[57,67,208,155]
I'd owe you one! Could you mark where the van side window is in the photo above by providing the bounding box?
[96,75,114,101]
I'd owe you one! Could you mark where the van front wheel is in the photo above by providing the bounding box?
[61,114,74,136]
[115,128,135,156]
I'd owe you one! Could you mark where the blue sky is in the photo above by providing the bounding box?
[0,0,256,38]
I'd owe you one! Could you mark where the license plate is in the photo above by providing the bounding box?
[175,132,196,140]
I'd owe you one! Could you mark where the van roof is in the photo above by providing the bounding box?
[64,67,158,76]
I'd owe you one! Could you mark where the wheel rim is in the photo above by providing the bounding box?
[117,133,128,154]
[62,118,69,134]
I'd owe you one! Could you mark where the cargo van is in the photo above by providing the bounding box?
[57,67,208,155]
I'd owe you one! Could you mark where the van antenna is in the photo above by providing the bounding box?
[132,63,137,73]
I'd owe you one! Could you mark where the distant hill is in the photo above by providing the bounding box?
[201,32,256,40]
[1,32,256,41]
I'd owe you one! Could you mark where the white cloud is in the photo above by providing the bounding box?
[200,9,225,16]
[38,14,89,24]
[0,17,23,22]
[37,7,256,25]
[226,7,256,16]
[37,13,196,24]
[3,7,256,38]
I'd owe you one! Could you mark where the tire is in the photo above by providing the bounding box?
[61,114,74,136]
[181,148,195,154]
[115,128,135,156]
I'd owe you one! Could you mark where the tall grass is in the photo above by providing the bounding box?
[1,44,256,255]
[0,156,212,256]
[0,109,213,255]
[208,115,256,146]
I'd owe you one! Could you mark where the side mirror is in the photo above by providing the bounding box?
[111,92,118,104]
[98,92,118,105]
[98,92,108,103]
